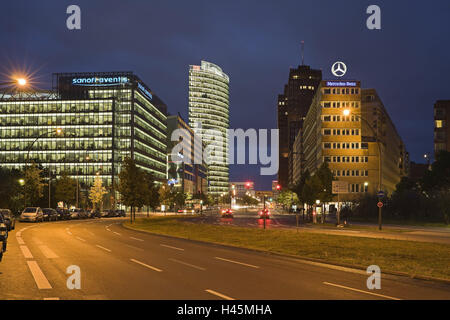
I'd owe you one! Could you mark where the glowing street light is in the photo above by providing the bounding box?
[343,109,351,116]
[17,78,27,86]
[18,179,25,185]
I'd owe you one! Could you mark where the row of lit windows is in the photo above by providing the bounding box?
[299,85,315,90]
[1,138,113,152]
[322,115,360,122]
[349,183,368,193]
[324,156,369,163]
[323,129,360,136]
[0,152,113,163]
[0,100,113,114]
[333,170,369,177]
[0,126,113,139]
[323,88,360,95]
[0,113,113,127]
[322,101,360,108]
[323,142,368,149]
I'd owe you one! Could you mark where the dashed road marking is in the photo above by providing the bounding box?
[205,289,235,300]
[169,258,205,271]
[38,245,59,259]
[130,258,162,272]
[322,282,401,300]
[96,245,111,252]
[113,231,121,236]
[27,261,52,289]
[16,236,25,245]
[214,257,260,269]
[43,297,60,300]
[130,237,144,242]
[160,244,184,251]
[76,236,86,242]
[20,245,33,259]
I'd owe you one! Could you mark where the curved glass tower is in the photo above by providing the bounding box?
[188,61,229,196]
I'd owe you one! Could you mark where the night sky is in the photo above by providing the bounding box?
[1,0,449,190]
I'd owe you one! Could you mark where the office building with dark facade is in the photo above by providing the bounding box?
[166,114,207,195]
[277,64,322,188]
[434,100,450,157]
[0,72,167,194]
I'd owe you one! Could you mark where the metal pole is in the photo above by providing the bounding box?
[378,140,382,231]
[263,195,266,230]
[48,167,51,208]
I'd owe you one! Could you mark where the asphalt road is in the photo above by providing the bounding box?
[192,210,450,244]
[0,218,449,300]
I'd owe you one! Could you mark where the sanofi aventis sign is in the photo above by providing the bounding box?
[71,76,129,86]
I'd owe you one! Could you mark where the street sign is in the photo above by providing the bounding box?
[377,190,385,198]
[332,181,348,194]
[377,202,383,208]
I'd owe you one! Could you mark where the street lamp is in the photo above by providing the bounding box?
[343,109,383,230]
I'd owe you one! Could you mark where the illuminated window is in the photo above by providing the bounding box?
[435,120,443,128]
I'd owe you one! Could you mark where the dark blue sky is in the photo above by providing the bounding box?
[1,0,449,190]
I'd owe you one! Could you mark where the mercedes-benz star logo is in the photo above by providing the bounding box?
[331,61,347,77]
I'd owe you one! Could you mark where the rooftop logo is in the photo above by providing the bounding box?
[138,82,153,100]
[71,76,129,86]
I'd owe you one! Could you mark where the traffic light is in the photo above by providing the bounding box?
[245,181,252,189]
[276,184,281,191]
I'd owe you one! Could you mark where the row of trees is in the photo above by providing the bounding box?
[351,151,450,223]
[0,164,109,213]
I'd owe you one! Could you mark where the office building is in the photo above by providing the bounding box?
[434,100,450,157]
[166,114,207,195]
[277,64,322,188]
[299,80,408,199]
[229,181,255,197]
[0,72,168,193]
[188,61,230,196]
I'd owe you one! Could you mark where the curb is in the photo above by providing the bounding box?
[121,221,450,286]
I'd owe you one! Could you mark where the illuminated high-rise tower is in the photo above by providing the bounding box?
[188,61,229,196]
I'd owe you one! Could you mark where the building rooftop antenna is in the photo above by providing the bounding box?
[301,40,305,65]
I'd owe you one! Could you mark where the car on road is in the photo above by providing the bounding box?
[178,208,195,214]
[42,208,58,221]
[258,208,271,219]
[0,209,16,231]
[220,208,233,218]
[20,207,44,223]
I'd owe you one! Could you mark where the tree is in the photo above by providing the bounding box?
[0,168,23,213]
[118,157,146,222]
[277,190,299,209]
[293,169,310,207]
[158,185,173,208]
[142,172,160,216]
[23,163,45,206]
[54,172,77,207]
[240,194,259,206]
[89,176,107,211]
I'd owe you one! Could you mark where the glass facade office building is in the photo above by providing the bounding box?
[0,71,167,191]
[188,61,230,196]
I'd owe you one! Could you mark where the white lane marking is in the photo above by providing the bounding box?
[130,258,162,272]
[20,245,33,259]
[323,282,401,300]
[67,231,72,235]
[96,245,111,252]
[16,236,25,245]
[169,258,206,271]
[130,237,144,242]
[113,231,121,236]
[160,244,184,251]
[124,244,144,251]
[106,228,111,231]
[214,257,260,269]
[16,232,22,237]
[38,245,59,259]
[76,236,86,242]
[43,297,60,300]
[205,289,235,300]
[27,261,52,289]
[33,238,43,245]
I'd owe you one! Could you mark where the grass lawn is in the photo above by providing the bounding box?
[124,216,450,281]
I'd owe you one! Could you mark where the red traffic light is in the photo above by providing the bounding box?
[245,181,252,189]
[276,184,281,191]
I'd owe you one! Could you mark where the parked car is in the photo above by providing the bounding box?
[0,213,8,262]
[115,209,126,217]
[101,210,110,218]
[42,208,58,221]
[0,209,16,231]
[56,208,71,220]
[69,208,83,220]
[178,208,195,214]
[20,207,44,223]
[220,208,233,218]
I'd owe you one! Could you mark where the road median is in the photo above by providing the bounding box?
[123,216,450,282]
